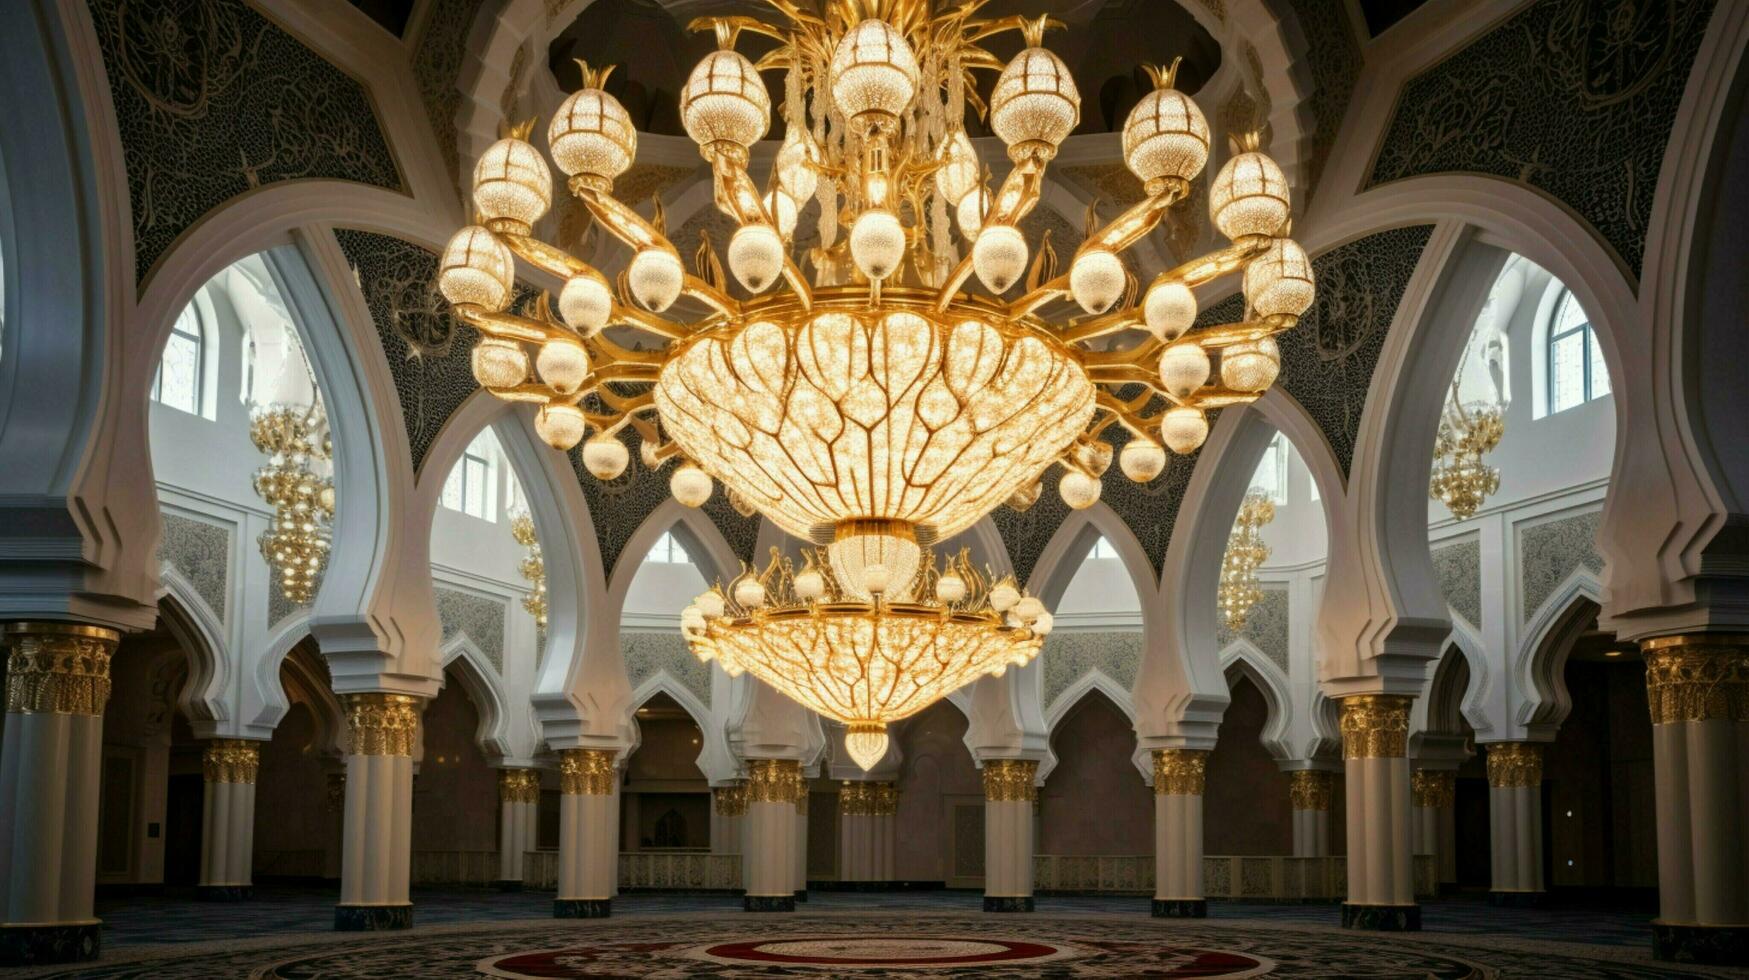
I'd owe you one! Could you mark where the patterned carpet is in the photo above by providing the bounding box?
[2,890,1713,977]
[16,907,1729,978]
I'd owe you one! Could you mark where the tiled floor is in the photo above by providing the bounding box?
[94,886,1659,950]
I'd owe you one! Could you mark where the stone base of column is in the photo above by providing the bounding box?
[1152,899,1207,918]
[1652,922,1749,966]
[1341,903,1421,931]
[983,896,1034,912]
[196,885,253,902]
[1488,890,1547,908]
[0,922,101,966]
[494,880,523,893]
[744,895,796,912]
[334,904,413,931]
[554,898,611,918]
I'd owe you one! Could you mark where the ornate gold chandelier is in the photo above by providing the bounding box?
[1429,394,1503,520]
[250,406,334,606]
[508,509,549,629]
[681,547,1049,770]
[437,0,1312,601]
[1217,488,1272,631]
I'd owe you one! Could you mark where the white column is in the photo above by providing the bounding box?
[793,777,809,899]
[556,749,618,917]
[982,760,1036,912]
[1288,769,1333,857]
[198,740,261,900]
[1339,694,1419,931]
[1643,636,1749,966]
[0,623,118,966]
[336,694,418,931]
[711,783,745,856]
[838,783,870,882]
[742,759,798,911]
[873,782,897,881]
[496,769,539,889]
[1484,743,1546,905]
[1410,768,1455,894]
[1152,750,1208,917]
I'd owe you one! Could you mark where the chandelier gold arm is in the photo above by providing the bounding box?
[1004,183,1185,319]
[703,147,816,309]
[454,306,572,345]
[492,232,696,340]
[571,183,743,318]
[933,150,1051,312]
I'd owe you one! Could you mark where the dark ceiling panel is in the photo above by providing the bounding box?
[349,0,416,37]
[1358,0,1430,36]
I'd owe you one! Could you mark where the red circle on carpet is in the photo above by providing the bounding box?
[705,936,1057,964]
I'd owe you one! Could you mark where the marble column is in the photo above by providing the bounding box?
[743,759,798,912]
[1410,768,1456,890]
[555,749,618,918]
[1484,743,1546,906]
[793,775,810,900]
[982,759,1036,912]
[1642,635,1749,965]
[198,740,261,901]
[0,622,119,965]
[1288,770,1333,857]
[1338,694,1419,931]
[496,769,540,891]
[871,782,898,881]
[839,782,873,882]
[335,693,419,931]
[711,783,746,856]
[1153,749,1208,917]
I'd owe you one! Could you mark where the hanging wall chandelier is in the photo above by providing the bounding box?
[1429,389,1504,520]
[509,508,549,629]
[438,0,1311,600]
[1217,487,1272,631]
[250,405,334,606]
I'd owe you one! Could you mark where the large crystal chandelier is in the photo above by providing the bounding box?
[250,406,334,606]
[438,0,1312,600]
[681,547,1050,769]
[1217,488,1272,630]
[1429,398,1503,520]
[508,508,549,628]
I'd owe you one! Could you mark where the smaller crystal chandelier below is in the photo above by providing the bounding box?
[250,405,334,606]
[681,548,1052,771]
[1218,488,1274,631]
[1429,399,1504,520]
[509,509,548,629]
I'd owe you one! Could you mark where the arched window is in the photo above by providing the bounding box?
[645,531,691,564]
[1545,289,1609,415]
[1250,433,1289,504]
[151,305,206,416]
[1088,536,1119,559]
[441,430,499,521]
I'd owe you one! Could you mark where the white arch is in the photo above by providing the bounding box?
[1514,572,1605,739]
[629,669,735,782]
[153,571,230,735]
[247,614,315,741]
[440,633,518,763]
[1219,642,1295,763]
[1043,669,1149,786]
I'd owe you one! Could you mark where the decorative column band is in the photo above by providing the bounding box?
[1287,769,1333,810]
[983,759,1038,802]
[1152,749,1208,795]
[344,693,420,756]
[1410,768,1456,808]
[558,749,617,795]
[1338,694,1413,759]
[840,781,899,816]
[746,759,801,803]
[202,740,261,784]
[499,768,541,804]
[1640,634,1749,724]
[795,780,810,815]
[2,622,119,716]
[713,783,748,816]
[1485,742,1544,788]
[874,781,899,816]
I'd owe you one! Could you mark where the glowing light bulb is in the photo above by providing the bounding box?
[1211,151,1291,241]
[973,224,1027,293]
[729,224,783,293]
[472,136,551,234]
[764,189,798,238]
[850,209,905,280]
[559,271,612,336]
[1120,439,1167,482]
[829,20,920,122]
[536,337,590,395]
[438,226,514,312]
[470,337,528,389]
[935,129,979,204]
[1060,469,1101,509]
[956,187,988,239]
[1157,342,1210,399]
[936,572,967,603]
[671,463,712,507]
[1144,279,1197,342]
[1161,405,1208,454]
[1220,337,1281,393]
[534,404,586,451]
[844,724,888,771]
[1070,249,1126,314]
[629,248,683,312]
[581,434,629,479]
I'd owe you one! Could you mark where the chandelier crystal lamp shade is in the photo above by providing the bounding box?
[681,547,1051,770]
[250,405,335,606]
[1217,488,1273,631]
[1429,397,1504,520]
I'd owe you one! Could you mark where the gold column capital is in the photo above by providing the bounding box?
[202,739,261,784]
[1485,742,1544,788]
[1287,769,1333,810]
[3,621,120,716]
[1410,768,1456,808]
[982,759,1038,802]
[1152,749,1208,795]
[499,767,541,804]
[1641,634,1749,724]
[839,781,875,816]
[1338,693,1413,759]
[343,693,421,756]
[746,758,801,803]
[713,782,748,816]
[795,776,810,814]
[558,749,617,795]
[873,781,899,816]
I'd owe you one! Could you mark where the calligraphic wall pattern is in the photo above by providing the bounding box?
[622,632,712,708]
[435,586,507,671]
[1432,539,1482,629]
[1518,510,1605,623]
[1041,632,1143,709]
[158,512,231,620]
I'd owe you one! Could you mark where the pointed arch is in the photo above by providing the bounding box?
[1515,574,1605,738]
[1219,642,1294,763]
[153,576,228,735]
[1043,670,1147,786]
[440,633,516,763]
[628,670,730,780]
[247,614,315,741]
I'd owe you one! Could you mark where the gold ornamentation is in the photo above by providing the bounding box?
[1218,489,1274,630]
[1429,397,1504,519]
[1287,769,1333,810]
[713,782,748,816]
[795,777,810,814]
[983,759,1038,802]
[1485,742,1544,788]
[559,749,617,795]
[840,781,876,816]
[1411,769,1456,808]
[500,768,541,804]
[1642,635,1749,724]
[1153,749,1208,795]
[250,405,335,606]
[1339,694,1412,759]
[344,693,421,756]
[202,740,261,784]
[508,511,547,629]
[873,781,899,816]
[3,622,119,716]
[747,759,802,804]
